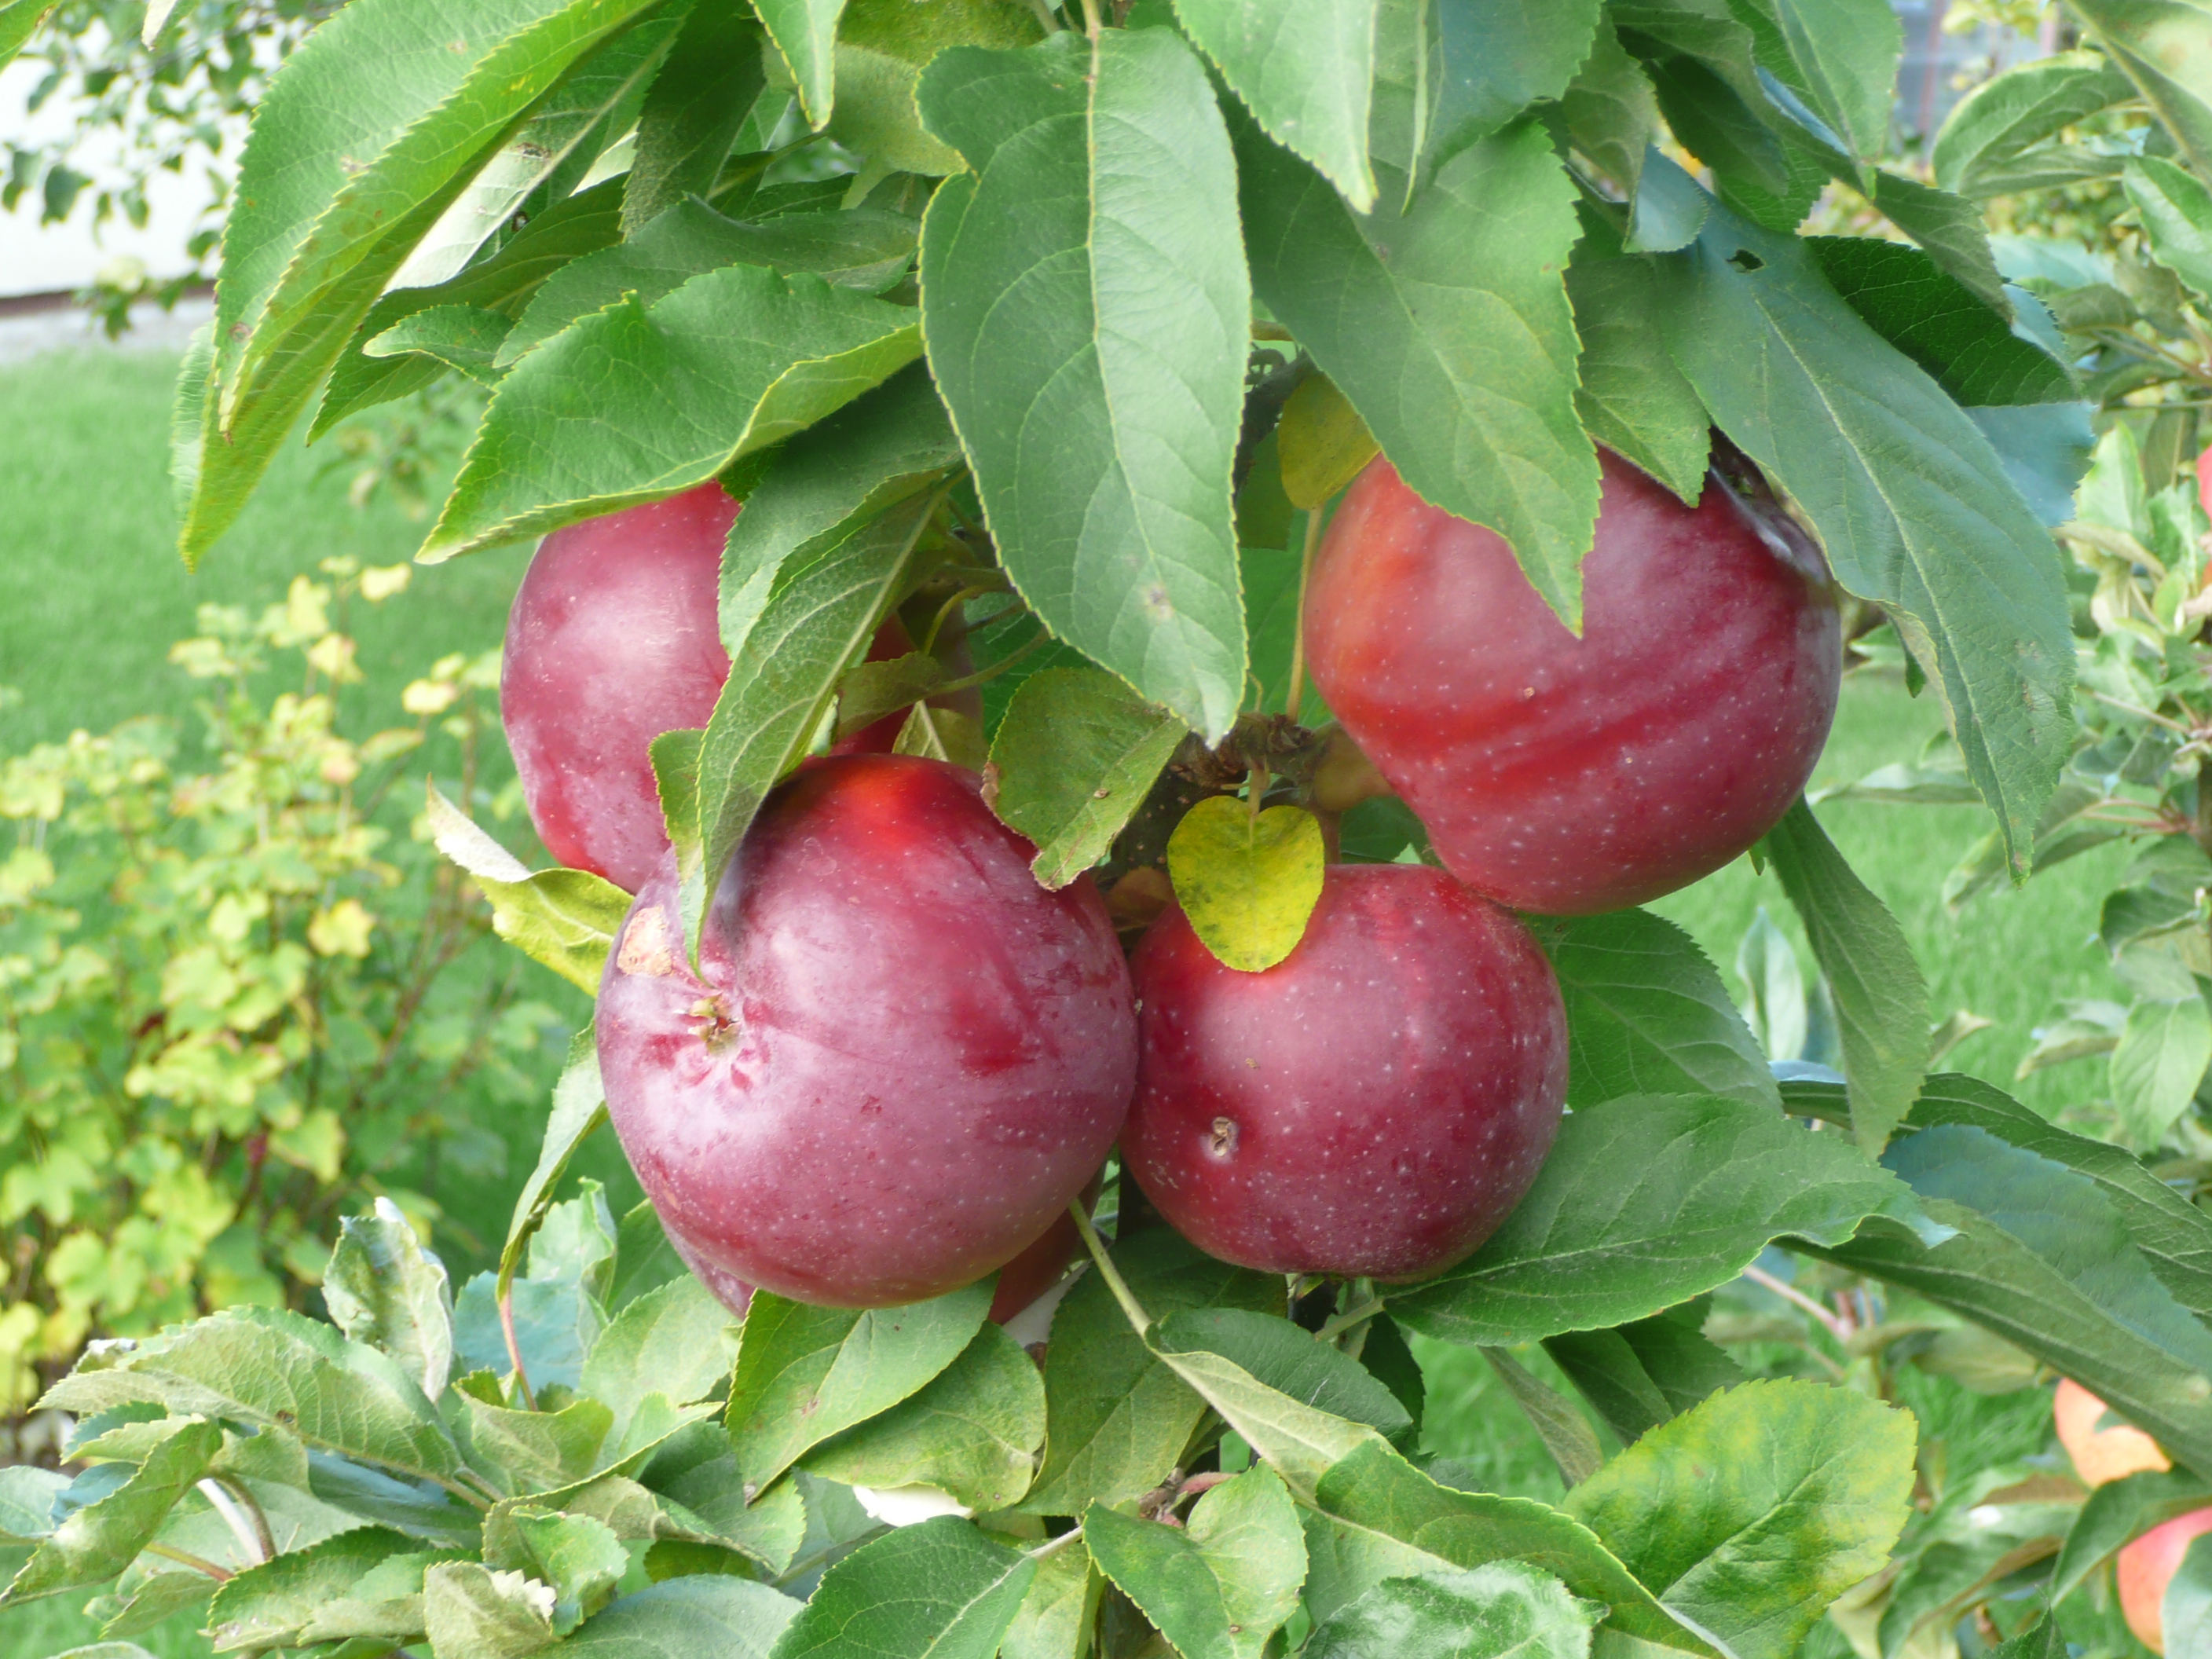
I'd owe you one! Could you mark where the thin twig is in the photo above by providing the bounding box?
[199,1476,274,1564]
[499,1279,537,1411]
[2080,687,2194,734]
[1314,1297,1385,1343]
[1024,0,1063,30]
[1029,1524,1086,1558]
[145,1541,233,1581]
[1742,1262,1853,1342]
[1077,0,1102,37]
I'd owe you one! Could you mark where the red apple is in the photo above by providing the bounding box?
[503,483,737,893]
[1304,449,1843,915]
[596,755,1137,1308]
[1121,864,1566,1279]
[2055,1376,2170,1487]
[2120,1506,2212,1653]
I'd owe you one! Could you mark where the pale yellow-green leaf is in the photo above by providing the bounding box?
[1166,797,1325,972]
[1276,375,1379,510]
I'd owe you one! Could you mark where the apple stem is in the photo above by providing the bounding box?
[1069,1199,1155,1335]
[499,1280,538,1411]
[1314,1297,1384,1343]
[1029,1523,1086,1559]
[1284,507,1324,724]
[1078,0,1101,37]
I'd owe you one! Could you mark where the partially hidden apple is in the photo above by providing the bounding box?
[596,754,1137,1308]
[2055,1377,2171,1487]
[2120,1506,2212,1654]
[1121,863,1566,1279]
[1304,448,1843,915]
[503,483,737,893]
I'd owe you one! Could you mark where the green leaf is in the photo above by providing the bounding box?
[190,0,668,562]
[452,1395,614,1497]
[1432,0,1602,164]
[1805,239,2075,407]
[765,1516,1035,1659]
[2169,1536,2212,1659]
[1864,169,2012,317]
[1303,1562,1600,1659]
[1148,1342,1382,1500]
[800,1322,1046,1511]
[624,4,766,233]
[581,1276,741,1438]
[0,1466,64,1541]
[2051,1468,2211,1602]
[1020,1229,1279,1516]
[1564,1379,1916,1659]
[985,668,1188,889]
[422,264,922,560]
[566,1576,803,1655]
[1165,797,1325,972]
[1931,49,2140,197]
[1623,137,1712,254]
[1757,0,1901,167]
[1535,908,1779,1111]
[823,0,1046,186]
[1240,113,1597,628]
[2,1418,221,1604]
[1309,1441,1712,1653]
[1654,181,2075,874]
[2068,0,2212,180]
[485,1507,627,1632]
[1276,374,1381,511]
[1562,258,1711,504]
[757,0,844,127]
[324,1197,456,1402]
[727,1280,994,1492]
[1387,1093,1925,1348]
[1000,1542,1100,1659]
[1562,24,1660,196]
[423,1560,558,1657]
[503,1032,610,1297]
[1172,0,1379,211]
[687,485,941,948]
[2112,993,2212,1146]
[364,304,515,384]
[918,29,1251,740]
[1479,1346,1603,1488]
[1083,1464,1307,1659]
[427,785,631,994]
[633,1435,810,1574]
[1759,800,1929,1156]
[205,1526,425,1652]
[2127,155,2212,299]
[313,176,628,435]
[1152,1309,1413,1445]
[0,0,53,70]
[1544,1302,1745,1446]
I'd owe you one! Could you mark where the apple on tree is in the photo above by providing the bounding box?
[595,753,1136,1309]
[1305,445,1844,915]
[2120,1506,2212,1654]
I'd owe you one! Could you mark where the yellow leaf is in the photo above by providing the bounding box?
[1166,797,1325,972]
[1276,375,1379,511]
[309,897,376,958]
[360,563,413,601]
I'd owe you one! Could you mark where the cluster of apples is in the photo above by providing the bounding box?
[2055,1379,2210,1653]
[499,445,1842,1324]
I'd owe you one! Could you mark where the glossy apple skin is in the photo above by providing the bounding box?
[503,483,737,893]
[2055,1377,2171,1487]
[1305,450,1843,915]
[2120,1506,2212,1652]
[1122,864,1566,1279]
[597,755,1137,1308]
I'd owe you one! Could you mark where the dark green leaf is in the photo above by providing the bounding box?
[1172,0,1379,211]
[800,1322,1046,1511]
[566,1575,802,1655]
[1645,51,1791,196]
[1020,1229,1279,1515]
[1536,907,1778,1111]
[1388,1093,1925,1347]
[1544,1301,1745,1446]
[2,1418,221,1603]
[1153,1309,1413,1445]
[764,1516,1034,1659]
[1757,0,1901,166]
[1760,799,1928,1156]
[2127,155,2212,298]
[822,0,1044,186]
[1563,1379,1916,1659]
[624,4,766,233]
[1562,23,1661,195]
[1303,1562,1599,1659]
[918,30,1250,739]
[1966,401,2097,529]
[324,1198,456,1402]
[421,264,921,559]
[1431,0,1602,165]
[985,669,1188,889]
[1239,114,1597,628]
[1478,1347,1602,1488]
[1865,168,2012,316]
[756,0,842,127]
[1655,182,2076,874]
[2067,0,2212,180]
[1932,49,2139,196]
[364,304,513,383]
[1083,1465,1306,1659]
[726,1280,994,1492]
[1562,258,1712,504]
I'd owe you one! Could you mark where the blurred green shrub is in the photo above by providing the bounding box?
[0,560,560,1419]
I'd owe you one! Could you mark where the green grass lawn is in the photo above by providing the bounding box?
[0,341,2122,1649]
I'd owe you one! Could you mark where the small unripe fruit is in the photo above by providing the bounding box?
[1305,449,1842,915]
[2120,1506,2212,1653]
[597,755,1137,1308]
[1122,863,1566,1279]
[2054,1377,2170,1487]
